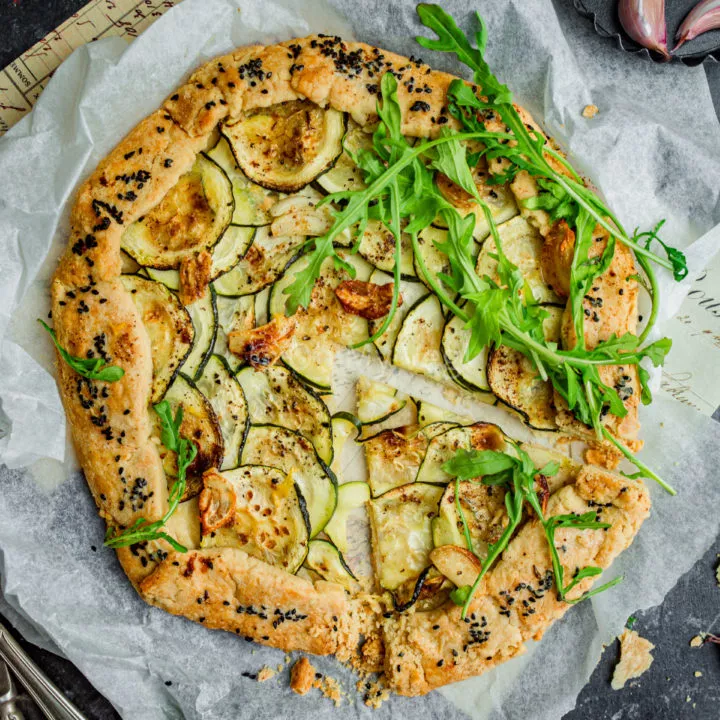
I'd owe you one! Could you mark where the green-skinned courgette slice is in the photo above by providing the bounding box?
[180,285,217,380]
[213,226,304,298]
[363,427,429,497]
[268,251,373,390]
[441,309,491,393]
[368,482,444,592]
[304,538,357,591]
[120,274,193,403]
[357,220,416,278]
[200,465,309,573]
[314,120,371,195]
[158,373,224,501]
[392,294,452,386]
[195,355,248,470]
[206,135,280,226]
[324,481,370,555]
[214,294,255,371]
[240,424,337,537]
[356,376,408,425]
[237,365,333,465]
[222,101,346,193]
[121,152,234,268]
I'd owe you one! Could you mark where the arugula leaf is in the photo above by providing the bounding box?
[39,319,124,382]
[442,448,515,478]
[104,400,198,552]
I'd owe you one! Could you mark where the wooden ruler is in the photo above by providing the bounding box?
[0,0,180,135]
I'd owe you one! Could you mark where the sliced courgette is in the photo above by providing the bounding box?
[121,152,234,268]
[413,226,479,295]
[314,120,372,194]
[324,481,371,554]
[214,294,256,370]
[268,186,334,238]
[240,424,337,537]
[356,376,408,425]
[200,465,309,573]
[364,427,429,497]
[222,101,346,192]
[120,274,193,403]
[475,215,561,304]
[145,267,180,291]
[417,400,472,428]
[268,251,372,390]
[330,412,361,478]
[366,270,428,361]
[213,226,305,298]
[304,538,357,591]
[368,482,444,591]
[195,355,248,470]
[206,135,280,226]
[181,285,217,380]
[415,422,507,485]
[433,480,507,558]
[392,294,452,386]
[357,220,416,278]
[441,310,491,393]
[237,365,333,465]
[159,373,224,500]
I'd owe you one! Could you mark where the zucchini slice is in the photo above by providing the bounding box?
[324,481,370,554]
[314,120,371,194]
[434,164,518,240]
[304,539,357,591]
[486,304,564,431]
[368,482,444,591]
[159,374,224,500]
[441,310,491,393]
[415,422,507,486]
[420,421,460,440]
[357,220,416,278]
[392,294,452,386]
[121,152,234,268]
[521,442,579,493]
[144,267,179,291]
[475,215,561,304]
[164,497,201,550]
[367,270,428,361]
[330,412,361,478]
[195,355,248,470]
[120,274,193,403]
[356,376,408,425]
[222,101,346,192]
[200,465,309,573]
[364,427,429,497]
[213,226,305,297]
[206,135,280,226]
[269,186,334,239]
[181,285,217,380]
[240,424,337,537]
[486,345,557,431]
[237,365,333,465]
[433,480,507,557]
[413,226,479,294]
[417,401,472,428]
[268,251,373,390]
[214,294,255,371]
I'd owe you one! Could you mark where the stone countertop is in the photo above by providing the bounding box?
[0,1,718,719]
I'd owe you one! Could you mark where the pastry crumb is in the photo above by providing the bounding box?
[318,676,343,706]
[358,677,390,709]
[582,104,599,119]
[276,663,284,672]
[694,670,703,677]
[611,629,655,690]
[690,634,704,648]
[257,666,276,682]
[290,657,316,695]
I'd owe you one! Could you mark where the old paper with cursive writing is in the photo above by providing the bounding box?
[660,253,720,417]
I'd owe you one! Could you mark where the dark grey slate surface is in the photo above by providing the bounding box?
[0,1,718,719]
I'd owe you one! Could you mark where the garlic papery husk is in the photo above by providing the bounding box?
[674,0,720,51]
[618,0,671,60]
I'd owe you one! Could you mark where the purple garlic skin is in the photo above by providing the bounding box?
[674,0,720,51]
[618,0,671,60]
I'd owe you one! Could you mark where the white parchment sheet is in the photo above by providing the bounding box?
[1,1,720,718]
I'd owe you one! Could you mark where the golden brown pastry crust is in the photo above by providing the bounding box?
[51,34,646,696]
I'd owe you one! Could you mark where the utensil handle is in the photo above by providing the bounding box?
[0,626,87,720]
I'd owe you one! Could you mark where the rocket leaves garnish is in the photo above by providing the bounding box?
[442,444,621,617]
[281,4,682,489]
[39,319,125,383]
[104,400,197,553]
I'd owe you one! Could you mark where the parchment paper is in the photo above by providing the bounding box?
[1,1,720,719]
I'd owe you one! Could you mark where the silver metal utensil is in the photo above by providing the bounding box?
[0,658,26,720]
[0,621,87,720]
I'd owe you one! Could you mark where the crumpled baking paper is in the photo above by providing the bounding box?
[1,0,720,719]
